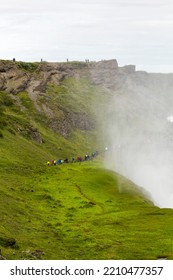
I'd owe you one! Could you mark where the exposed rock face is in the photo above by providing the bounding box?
[0,60,96,138]
[89,59,119,89]
[0,59,120,95]
[49,111,95,137]
[0,62,64,94]
[18,126,43,143]
[2,58,173,140]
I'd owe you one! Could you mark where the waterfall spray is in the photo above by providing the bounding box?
[103,71,173,208]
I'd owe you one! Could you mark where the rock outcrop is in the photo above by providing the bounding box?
[1,58,173,140]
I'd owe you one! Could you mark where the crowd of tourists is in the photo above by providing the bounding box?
[47,150,99,166]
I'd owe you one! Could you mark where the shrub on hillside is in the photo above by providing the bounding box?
[16,62,39,72]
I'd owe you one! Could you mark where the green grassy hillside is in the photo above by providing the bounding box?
[0,62,173,260]
[1,134,173,260]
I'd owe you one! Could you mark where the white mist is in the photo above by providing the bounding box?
[104,72,173,208]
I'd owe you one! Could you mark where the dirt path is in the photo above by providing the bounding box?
[75,184,105,214]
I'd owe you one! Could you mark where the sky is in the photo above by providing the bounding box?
[1,0,173,72]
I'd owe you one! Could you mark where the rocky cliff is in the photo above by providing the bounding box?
[1,58,173,142]
[0,58,135,95]
[0,59,123,140]
[0,60,96,138]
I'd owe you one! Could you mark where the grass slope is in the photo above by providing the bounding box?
[0,70,173,260]
[1,131,173,260]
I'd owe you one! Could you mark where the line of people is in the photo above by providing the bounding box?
[47,150,99,166]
